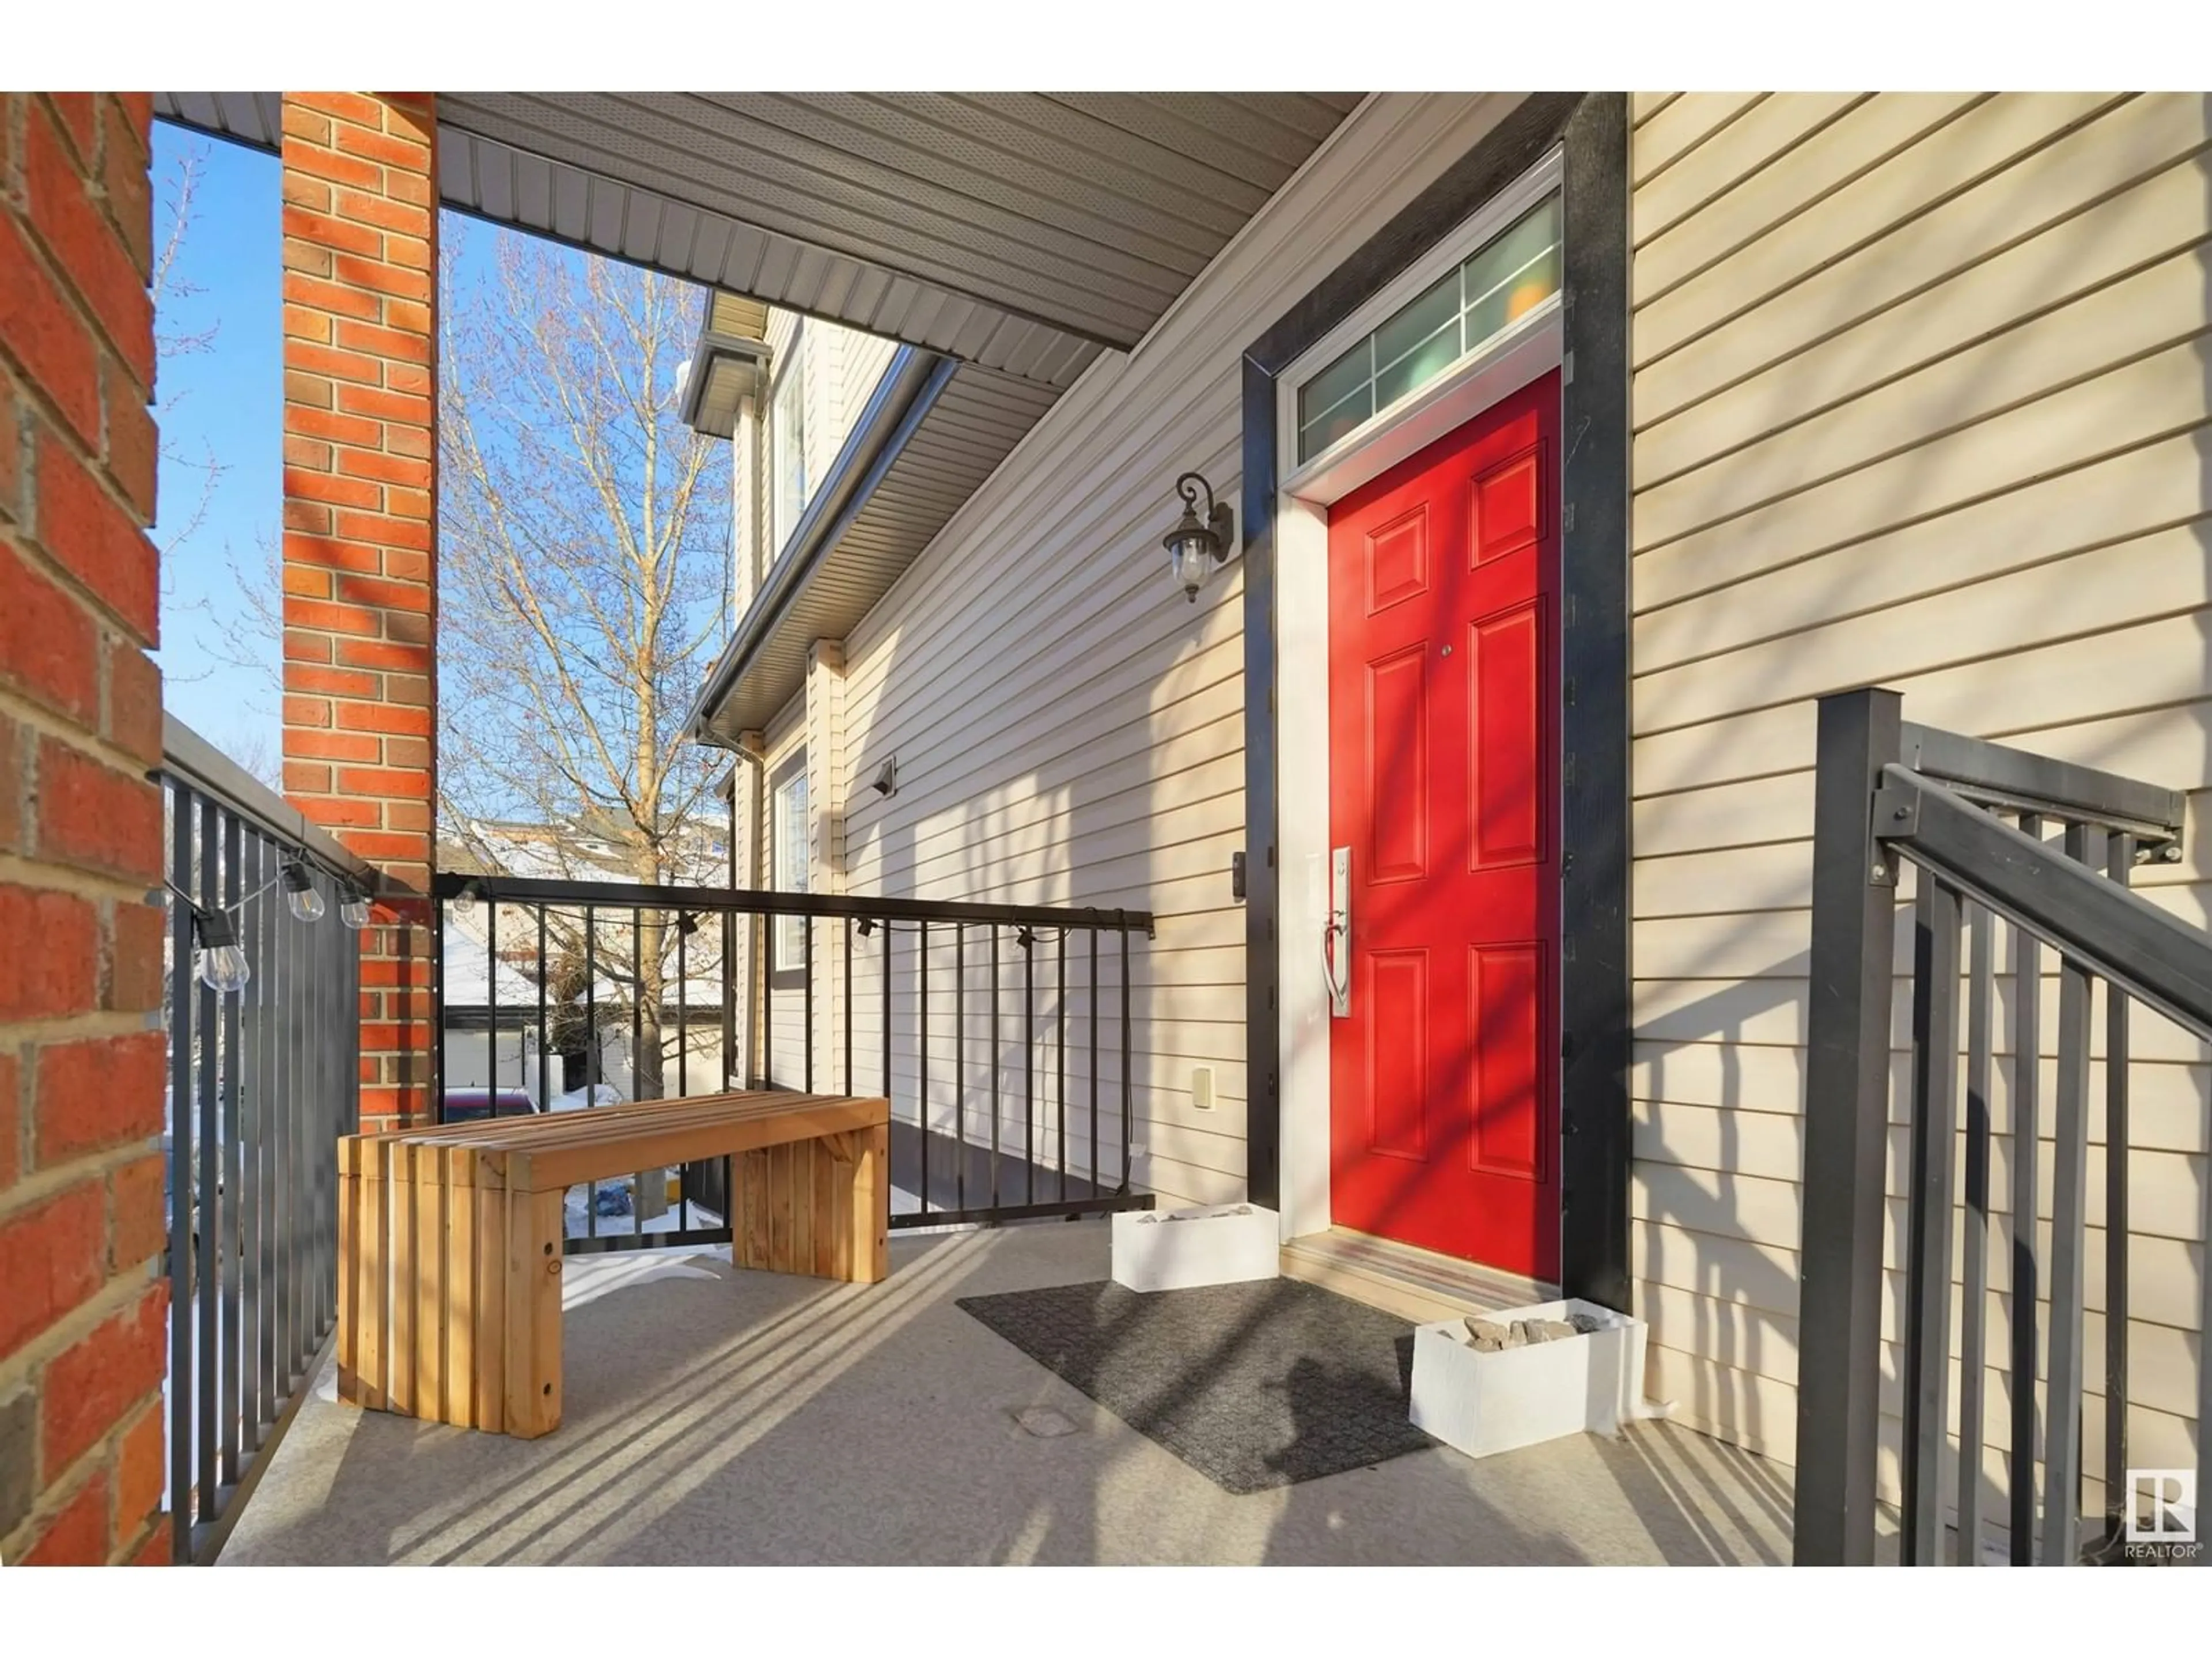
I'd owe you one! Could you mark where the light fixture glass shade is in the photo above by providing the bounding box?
[452,884,478,920]
[282,862,325,923]
[340,890,373,930]
[1169,528,1213,602]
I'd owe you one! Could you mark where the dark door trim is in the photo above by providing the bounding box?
[1239,92,1632,1308]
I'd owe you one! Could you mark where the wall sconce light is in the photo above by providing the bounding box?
[1162,471,1234,603]
[871,756,899,798]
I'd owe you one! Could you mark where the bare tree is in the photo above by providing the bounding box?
[149,135,228,595]
[438,226,733,1101]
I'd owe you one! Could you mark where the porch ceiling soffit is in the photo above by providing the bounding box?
[156,92,1363,391]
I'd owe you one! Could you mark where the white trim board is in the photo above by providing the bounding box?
[1269,147,1566,1246]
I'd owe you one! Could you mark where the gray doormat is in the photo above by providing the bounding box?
[957,1277,1436,1494]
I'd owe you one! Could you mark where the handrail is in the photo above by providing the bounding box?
[1873,764,2212,1036]
[433,870,1156,937]
[159,713,383,889]
[1901,721,2186,851]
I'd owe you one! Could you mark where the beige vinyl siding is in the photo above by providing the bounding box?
[833,327,897,441]
[1627,91,2212,1516]
[831,93,1523,1209]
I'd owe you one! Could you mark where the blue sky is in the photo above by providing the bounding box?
[151,124,283,774]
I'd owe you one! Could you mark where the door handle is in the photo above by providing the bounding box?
[1324,846,1351,1018]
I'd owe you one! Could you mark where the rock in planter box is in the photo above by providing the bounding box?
[1408,1297,1650,1460]
[1111,1202,1278,1293]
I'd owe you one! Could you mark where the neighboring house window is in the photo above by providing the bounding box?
[770,327,808,553]
[770,751,808,980]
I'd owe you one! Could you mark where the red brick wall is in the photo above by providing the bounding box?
[278,94,437,1132]
[0,92,172,1567]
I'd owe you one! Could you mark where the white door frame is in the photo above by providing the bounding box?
[1270,150,1565,1244]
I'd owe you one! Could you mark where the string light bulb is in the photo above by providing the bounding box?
[339,885,373,930]
[281,861,325,923]
[452,879,480,921]
[193,907,251,995]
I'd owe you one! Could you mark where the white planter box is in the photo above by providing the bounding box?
[1112,1203,1279,1293]
[1408,1297,1650,1460]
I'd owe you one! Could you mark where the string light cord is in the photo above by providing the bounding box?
[163,858,370,921]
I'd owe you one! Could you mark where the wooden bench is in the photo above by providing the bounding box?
[335,1090,890,1438]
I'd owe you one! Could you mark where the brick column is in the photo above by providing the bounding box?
[0,93,171,1566]
[278,93,437,1131]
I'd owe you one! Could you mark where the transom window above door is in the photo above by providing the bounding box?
[1294,193,1562,465]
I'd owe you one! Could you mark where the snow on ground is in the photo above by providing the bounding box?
[548,1083,624,1113]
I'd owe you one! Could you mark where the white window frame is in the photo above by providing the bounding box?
[769,751,808,979]
[769,325,809,556]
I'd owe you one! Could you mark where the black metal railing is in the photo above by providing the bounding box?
[1794,687,2209,1565]
[157,715,380,1563]
[429,873,1157,1252]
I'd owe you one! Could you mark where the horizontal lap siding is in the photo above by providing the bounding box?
[834,93,1526,1209]
[1627,90,2212,1499]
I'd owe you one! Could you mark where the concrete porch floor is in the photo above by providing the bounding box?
[219,1221,1793,1566]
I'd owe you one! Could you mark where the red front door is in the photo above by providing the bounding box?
[1326,372,1559,1280]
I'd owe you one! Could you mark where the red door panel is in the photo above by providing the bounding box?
[1328,372,1559,1279]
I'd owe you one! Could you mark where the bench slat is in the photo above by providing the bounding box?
[499,1097,885,1194]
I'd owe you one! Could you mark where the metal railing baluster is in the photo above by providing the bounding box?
[956,923,967,1211]
[990,923,1001,1209]
[1120,919,1133,1194]
[195,791,219,1530]
[2009,813,2044,1564]
[2103,832,2134,1541]
[219,808,243,1491]
[167,783,195,1562]
[255,830,278,1457]
[2041,823,2099,1566]
[634,905,646,1236]
[1958,899,1994,1563]
[1056,930,1067,1202]
[1902,872,1962,1566]
[1024,929,1035,1205]
[919,922,930,1215]
[1084,929,1092,1203]
[537,907,550,1112]
[586,907,598,1240]
[679,909,690,1232]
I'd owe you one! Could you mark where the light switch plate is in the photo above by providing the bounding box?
[1191,1065,1216,1111]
